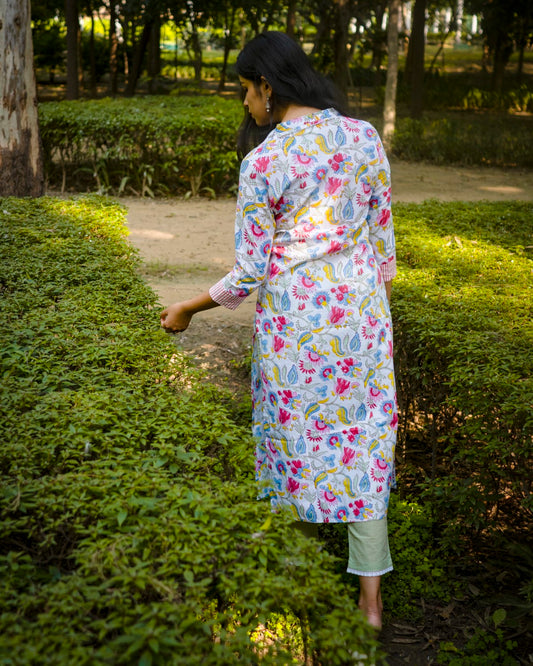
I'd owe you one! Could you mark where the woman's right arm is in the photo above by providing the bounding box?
[160,290,219,332]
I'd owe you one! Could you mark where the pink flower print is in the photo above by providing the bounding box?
[382,401,394,415]
[279,408,291,425]
[362,320,377,340]
[315,293,329,307]
[329,305,346,324]
[328,153,345,172]
[342,447,356,466]
[351,499,365,516]
[325,177,342,196]
[366,386,382,409]
[322,366,335,379]
[262,320,272,333]
[328,434,341,448]
[370,458,388,483]
[327,240,342,255]
[269,262,281,279]
[313,166,327,182]
[335,377,352,396]
[391,412,398,429]
[287,477,300,494]
[254,156,270,173]
[313,418,329,433]
[274,315,288,331]
[322,489,337,503]
[306,348,324,364]
[280,390,300,409]
[273,335,285,352]
[288,459,304,474]
[343,426,361,443]
[377,209,391,227]
[369,197,378,209]
[272,245,286,259]
[306,427,323,443]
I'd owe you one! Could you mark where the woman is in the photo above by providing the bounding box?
[161,31,397,630]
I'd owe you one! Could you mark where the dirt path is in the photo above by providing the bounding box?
[125,160,533,388]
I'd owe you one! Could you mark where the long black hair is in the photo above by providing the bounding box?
[236,31,348,158]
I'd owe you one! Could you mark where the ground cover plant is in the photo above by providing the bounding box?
[390,201,532,661]
[0,196,383,665]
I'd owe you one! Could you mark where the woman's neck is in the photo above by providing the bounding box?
[280,104,322,122]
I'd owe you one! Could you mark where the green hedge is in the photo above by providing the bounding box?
[390,116,533,168]
[391,201,532,550]
[0,196,382,665]
[39,97,533,198]
[39,97,242,197]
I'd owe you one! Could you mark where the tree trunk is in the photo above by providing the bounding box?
[0,0,44,196]
[125,16,155,96]
[147,13,161,92]
[89,12,97,97]
[383,0,400,152]
[109,2,118,95]
[333,0,351,94]
[218,3,237,93]
[286,0,297,38]
[65,0,79,99]
[407,0,426,118]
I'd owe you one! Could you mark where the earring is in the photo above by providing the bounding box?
[265,96,271,113]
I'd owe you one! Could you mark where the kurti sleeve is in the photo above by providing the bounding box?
[209,152,276,310]
[365,131,397,282]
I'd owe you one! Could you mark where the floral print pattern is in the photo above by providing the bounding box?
[210,108,397,523]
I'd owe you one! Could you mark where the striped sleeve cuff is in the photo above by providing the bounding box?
[379,256,397,282]
[209,279,248,311]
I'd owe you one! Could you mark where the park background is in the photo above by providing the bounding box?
[1,0,532,664]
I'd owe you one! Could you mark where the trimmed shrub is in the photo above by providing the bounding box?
[0,196,379,664]
[391,116,533,168]
[39,97,241,197]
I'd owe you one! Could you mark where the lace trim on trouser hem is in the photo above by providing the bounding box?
[346,565,394,577]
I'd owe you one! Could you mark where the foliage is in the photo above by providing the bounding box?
[391,201,532,553]
[390,114,533,168]
[39,96,242,197]
[0,196,379,664]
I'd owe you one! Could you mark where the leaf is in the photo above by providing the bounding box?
[492,608,506,628]
[117,510,128,527]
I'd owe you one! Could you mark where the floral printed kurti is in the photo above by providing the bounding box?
[210,108,397,523]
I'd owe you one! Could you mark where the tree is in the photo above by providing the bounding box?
[65,0,79,99]
[0,0,44,196]
[405,0,426,118]
[382,0,400,152]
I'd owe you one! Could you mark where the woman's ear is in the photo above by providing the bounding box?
[260,77,272,95]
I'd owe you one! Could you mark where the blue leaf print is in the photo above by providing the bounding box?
[296,436,306,454]
[335,125,346,146]
[288,365,298,385]
[342,199,354,219]
[306,505,317,522]
[282,174,291,191]
[356,402,367,421]
[281,290,291,311]
[343,261,353,278]
[349,333,361,352]
[235,229,242,249]
[359,473,371,493]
